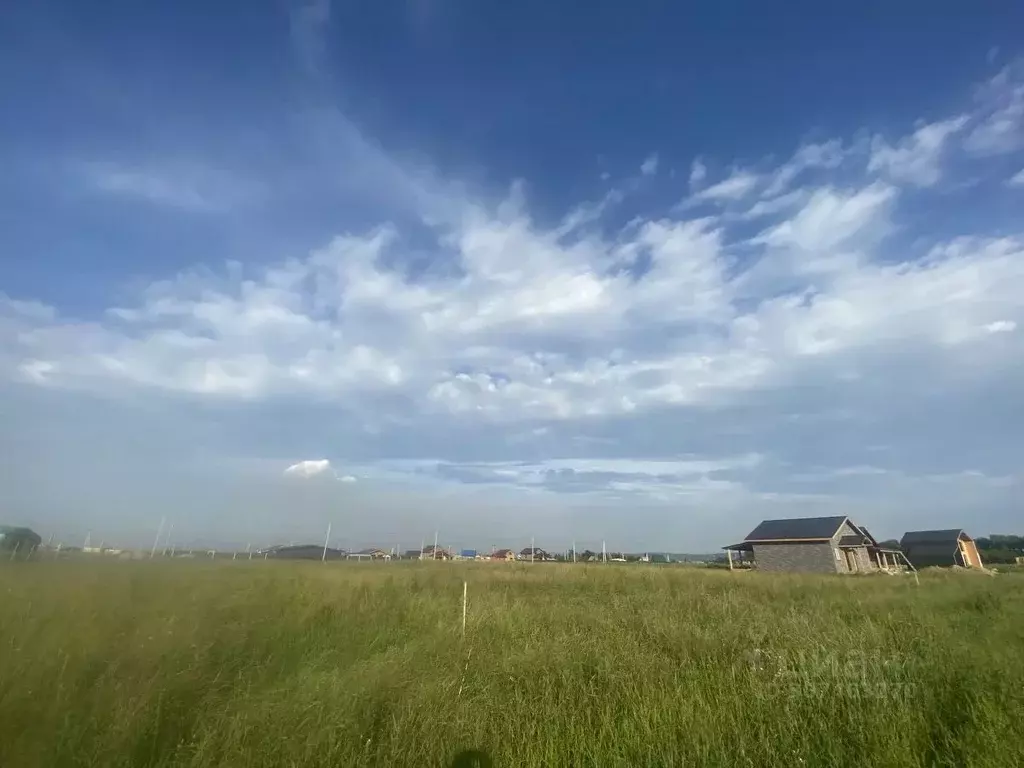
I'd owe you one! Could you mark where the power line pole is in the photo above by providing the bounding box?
[150,518,166,559]
[322,522,332,563]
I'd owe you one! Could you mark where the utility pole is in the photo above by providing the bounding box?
[602,540,607,563]
[433,531,439,560]
[531,536,535,563]
[150,517,166,559]
[322,522,332,563]
[572,540,577,563]
[162,522,174,557]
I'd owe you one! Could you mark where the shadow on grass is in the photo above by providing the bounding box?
[449,749,493,767]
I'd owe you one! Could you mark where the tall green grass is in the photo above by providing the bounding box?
[1,562,1022,767]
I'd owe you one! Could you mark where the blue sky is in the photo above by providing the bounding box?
[2,1,1023,552]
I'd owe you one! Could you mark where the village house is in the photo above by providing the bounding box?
[723,516,904,574]
[419,544,452,560]
[900,529,984,569]
[519,547,550,561]
[348,548,391,560]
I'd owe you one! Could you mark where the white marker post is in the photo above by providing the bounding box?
[462,581,468,638]
[322,522,332,563]
[150,517,166,559]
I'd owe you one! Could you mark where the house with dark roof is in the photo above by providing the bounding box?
[723,516,903,574]
[420,544,452,560]
[519,547,551,561]
[900,530,984,569]
[267,545,346,560]
[349,548,391,560]
[491,548,516,561]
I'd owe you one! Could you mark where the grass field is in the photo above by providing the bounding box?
[2,562,1023,768]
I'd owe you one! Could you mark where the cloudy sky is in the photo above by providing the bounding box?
[2,2,1023,552]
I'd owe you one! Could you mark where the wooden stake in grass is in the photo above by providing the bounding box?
[462,581,468,638]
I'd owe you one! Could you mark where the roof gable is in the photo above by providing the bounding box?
[743,516,849,542]
[901,529,966,547]
[855,526,881,546]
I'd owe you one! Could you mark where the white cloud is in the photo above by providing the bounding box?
[738,189,808,220]
[1007,169,1024,187]
[682,169,759,206]
[868,116,968,187]
[284,459,356,482]
[640,153,659,176]
[80,161,261,212]
[753,182,896,254]
[284,459,333,477]
[688,157,707,188]
[985,320,1016,334]
[964,64,1024,156]
[763,140,846,197]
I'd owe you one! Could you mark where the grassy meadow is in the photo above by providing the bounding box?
[1,561,1023,768]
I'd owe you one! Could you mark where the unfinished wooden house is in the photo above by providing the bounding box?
[723,515,904,574]
[900,529,984,569]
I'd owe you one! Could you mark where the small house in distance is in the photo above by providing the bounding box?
[723,516,903,574]
[348,548,391,561]
[420,544,452,560]
[900,530,984,569]
[491,549,516,561]
[519,547,550,561]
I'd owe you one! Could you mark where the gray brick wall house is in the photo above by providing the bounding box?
[725,516,881,574]
[752,541,839,573]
